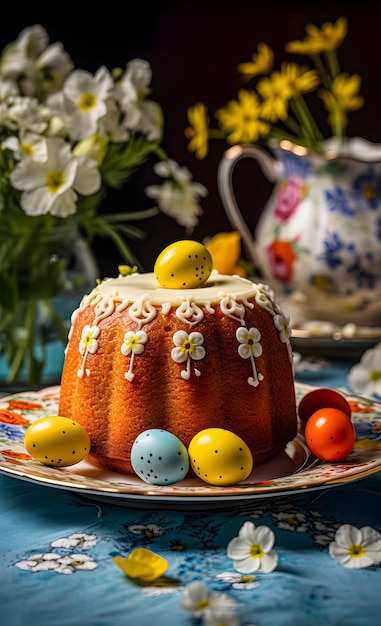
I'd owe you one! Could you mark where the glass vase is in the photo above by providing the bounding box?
[0,220,99,393]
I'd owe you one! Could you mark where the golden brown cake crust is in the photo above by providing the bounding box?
[59,272,297,475]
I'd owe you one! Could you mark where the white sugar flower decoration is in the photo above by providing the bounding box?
[171,330,205,379]
[227,521,278,573]
[179,580,237,619]
[273,312,291,343]
[146,159,207,230]
[329,524,381,569]
[77,323,100,378]
[347,342,381,398]
[236,327,264,387]
[121,330,148,381]
[79,324,100,355]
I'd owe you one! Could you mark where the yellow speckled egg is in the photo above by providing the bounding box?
[24,416,91,467]
[188,428,253,486]
[154,240,213,288]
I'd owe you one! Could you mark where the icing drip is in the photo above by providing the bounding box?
[219,292,246,325]
[71,272,292,384]
[176,297,205,326]
[254,284,277,316]
[126,296,157,328]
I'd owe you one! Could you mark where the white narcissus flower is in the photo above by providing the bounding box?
[0,24,73,97]
[3,96,48,134]
[348,342,381,398]
[2,131,47,162]
[146,159,207,230]
[9,136,101,218]
[47,66,114,141]
[227,521,278,573]
[179,580,237,619]
[329,524,381,569]
[117,58,163,141]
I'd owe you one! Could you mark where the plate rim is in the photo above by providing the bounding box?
[0,383,381,506]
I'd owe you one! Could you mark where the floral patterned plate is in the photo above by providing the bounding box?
[0,383,380,509]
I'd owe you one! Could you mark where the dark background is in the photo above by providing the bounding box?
[2,1,381,275]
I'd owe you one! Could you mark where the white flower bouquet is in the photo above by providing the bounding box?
[0,24,207,386]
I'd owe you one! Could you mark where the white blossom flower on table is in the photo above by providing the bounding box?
[348,342,381,398]
[179,580,237,620]
[216,571,259,589]
[227,521,278,573]
[329,524,381,569]
[14,552,97,574]
[50,532,98,550]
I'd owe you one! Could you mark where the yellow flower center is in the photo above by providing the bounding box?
[79,92,97,111]
[348,543,365,558]
[197,599,210,610]
[181,340,194,355]
[371,370,381,382]
[127,335,139,349]
[21,143,34,156]
[250,543,264,558]
[46,170,65,193]
[84,333,93,348]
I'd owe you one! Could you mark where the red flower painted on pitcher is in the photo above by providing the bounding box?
[267,240,296,283]
[274,177,306,222]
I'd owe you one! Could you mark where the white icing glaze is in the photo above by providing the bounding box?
[72,271,293,381]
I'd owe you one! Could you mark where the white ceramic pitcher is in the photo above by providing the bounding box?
[217,138,381,326]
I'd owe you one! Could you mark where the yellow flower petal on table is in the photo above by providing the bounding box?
[205,231,245,276]
[113,548,169,581]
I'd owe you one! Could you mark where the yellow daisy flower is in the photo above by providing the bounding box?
[285,16,347,55]
[215,89,270,144]
[257,72,293,123]
[237,42,274,81]
[280,62,320,97]
[185,103,210,159]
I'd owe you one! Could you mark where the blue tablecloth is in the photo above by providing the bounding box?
[1,353,381,626]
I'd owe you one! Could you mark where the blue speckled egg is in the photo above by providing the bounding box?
[131,429,190,485]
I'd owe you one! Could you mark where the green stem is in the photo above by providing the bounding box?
[325,50,340,80]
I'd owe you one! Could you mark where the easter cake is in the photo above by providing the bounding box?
[58,240,298,476]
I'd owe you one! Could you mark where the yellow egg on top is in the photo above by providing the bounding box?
[154,240,213,288]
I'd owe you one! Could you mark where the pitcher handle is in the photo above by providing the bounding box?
[217,145,278,272]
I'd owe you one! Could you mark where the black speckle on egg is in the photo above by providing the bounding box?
[62,430,66,434]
